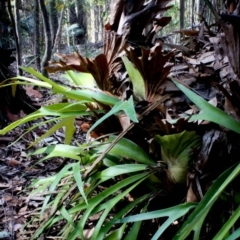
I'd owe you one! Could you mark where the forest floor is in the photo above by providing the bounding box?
[0,71,90,240]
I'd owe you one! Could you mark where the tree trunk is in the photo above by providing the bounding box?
[76,0,86,44]
[68,2,76,45]
[198,0,205,16]
[49,0,58,45]
[90,7,95,42]
[52,5,65,53]
[180,0,185,29]
[13,0,22,75]
[39,0,52,76]
[94,6,98,42]
[97,4,103,41]
[192,0,195,28]
[34,0,41,71]
[0,0,34,125]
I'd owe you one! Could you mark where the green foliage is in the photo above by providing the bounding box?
[169,78,240,239]
[172,78,240,134]
[117,202,197,240]
[97,135,155,165]
[3,7,240,236]
[0,68,159,238]
[162,4,180,35]
[62,70,95,87]
[213,205,240,239]
[225,228,240,240]
[0,67,121,144]
[87,96,138,138]
[174,163,240,240]
[30,159,154,239]
[116,163,240,240]
[122,56,145,100]
[155,131,201,184]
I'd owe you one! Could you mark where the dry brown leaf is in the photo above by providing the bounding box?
[118,114,131,130]
[13,224,23,232]
[6,159,22,167]
[5,106,20,122]
[23,86,43,99]
[3,195,19,206]
[198,51,215,64]
[83,228,95,239]
[155,16,172,28]
[186,181,199,202]
[80,123,90,132]
[46,52,110,91]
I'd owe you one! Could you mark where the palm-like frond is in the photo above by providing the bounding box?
[125,43,174,103]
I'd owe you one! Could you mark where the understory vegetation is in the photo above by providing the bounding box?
[2,0,240,239]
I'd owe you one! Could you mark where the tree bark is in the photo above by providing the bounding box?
[38,0,52,76]
[94,6,98,42]
[12,0,22,75]
[49,0,58,45]
[68,2,77,45]
[34,0,41,71]
[76,0,86,44]
[180,0,185,29]
[90,7,95,42]
[52,5,65,53]
[0,0,34,124]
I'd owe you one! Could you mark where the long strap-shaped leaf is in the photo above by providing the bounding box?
[173,163,240,240]
[172,78,240,134]
[213,205,240,239]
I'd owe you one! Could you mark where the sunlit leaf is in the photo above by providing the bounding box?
[64,117,75,144]
[92,164,148,183]
[62,70,95,87]
[11,75,52,88]
[122,55,146,100]
[0,102,90,135]
[21,67,119,105]
[32,144,82,161]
